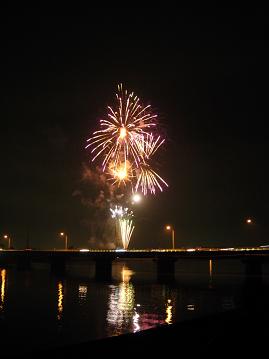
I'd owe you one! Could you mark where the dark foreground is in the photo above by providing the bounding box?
[13,310,267,358]
[4,279,268,358]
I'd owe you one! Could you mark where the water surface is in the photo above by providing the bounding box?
[0,258,266,356]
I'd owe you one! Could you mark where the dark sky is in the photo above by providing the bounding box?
[0,10,268,249]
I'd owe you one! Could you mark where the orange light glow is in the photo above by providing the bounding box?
[119,127,127,139]
[121,265,134,283]
[246,219,252,224]
[110,160,131,184]
[117,168,127,180]
[166,225,171,231]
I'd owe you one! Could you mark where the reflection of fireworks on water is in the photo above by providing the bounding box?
[78,285,88,306]
[110,205,134,250]
[107,265,138,335]
[107,282,135,335]
[121,265,134,283]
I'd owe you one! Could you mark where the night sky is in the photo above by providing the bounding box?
[0,10,268,249]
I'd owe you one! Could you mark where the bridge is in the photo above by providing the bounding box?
[0,247,268,281]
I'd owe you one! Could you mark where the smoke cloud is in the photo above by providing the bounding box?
[73,163,124,248]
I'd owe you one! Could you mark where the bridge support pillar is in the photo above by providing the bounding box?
[17,254,31,271]
[241,258,266,312]
[95,259,112,281]
[156,258,177,283]
[50,256,66,275]
[242,258,263,286]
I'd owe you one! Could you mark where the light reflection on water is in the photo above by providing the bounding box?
[57,281,64,322]
[106,265,175,335]
[165,299,173,324]
[107,280,135,335]
[78,285,88,305]
[0,269,6,313]
[0,259,259,356]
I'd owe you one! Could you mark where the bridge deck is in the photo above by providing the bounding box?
[1,247,269,261]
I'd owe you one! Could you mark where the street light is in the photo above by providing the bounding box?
[3,235,11,249]
[165,225,175,249]
[60,232,68,250]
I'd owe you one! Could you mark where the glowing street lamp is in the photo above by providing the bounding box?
[60,232,68,250]
[165,225,175,249]
[246,218,253,224]
[3,235,11,249]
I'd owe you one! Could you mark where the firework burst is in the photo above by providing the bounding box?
[86,84,168,195]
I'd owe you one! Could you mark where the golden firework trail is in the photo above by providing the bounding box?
[110,205,134,250]
[135,166,169,195]
[119,218,135,250]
